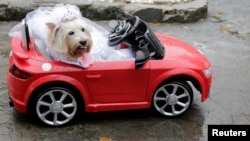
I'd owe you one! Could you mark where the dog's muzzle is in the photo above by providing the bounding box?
[80,40,87,46]
[77,40,87,50]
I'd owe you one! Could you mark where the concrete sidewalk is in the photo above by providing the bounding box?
[0,0,207,22]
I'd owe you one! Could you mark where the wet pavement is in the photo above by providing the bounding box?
[0,0,250,141]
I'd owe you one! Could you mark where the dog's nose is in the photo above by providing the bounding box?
[80,40,87,46]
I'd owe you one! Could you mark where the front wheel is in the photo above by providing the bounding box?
[153,81,193,117]
[31,87,80,127]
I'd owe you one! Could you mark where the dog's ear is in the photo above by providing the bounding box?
[46,23,64,53]
[46,23,56,31]
[46,23,60,35]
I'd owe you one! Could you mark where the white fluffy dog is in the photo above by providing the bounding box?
[46,18,93,60]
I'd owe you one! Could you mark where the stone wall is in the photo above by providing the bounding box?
[107,0,193,4]
[0,0,207,22]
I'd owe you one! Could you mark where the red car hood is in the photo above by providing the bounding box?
[155,34,211,69]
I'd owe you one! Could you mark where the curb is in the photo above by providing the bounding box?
[0,0,207,22]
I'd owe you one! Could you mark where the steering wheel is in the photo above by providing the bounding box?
[108,16,140,46]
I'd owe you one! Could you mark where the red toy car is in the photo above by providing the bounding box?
[6,16,212,127]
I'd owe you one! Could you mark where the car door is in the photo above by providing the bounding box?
[84,60,150,103]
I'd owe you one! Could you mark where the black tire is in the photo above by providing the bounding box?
[30,87,80,127]
[153,81,193,117]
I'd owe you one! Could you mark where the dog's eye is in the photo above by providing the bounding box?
[69,31,74,35]
[81,28,85,32]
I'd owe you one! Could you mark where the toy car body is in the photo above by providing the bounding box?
[6,16,212,127]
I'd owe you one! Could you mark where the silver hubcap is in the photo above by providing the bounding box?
[153,83,191,116]
[50,102,63,113]
[36,89,77,126]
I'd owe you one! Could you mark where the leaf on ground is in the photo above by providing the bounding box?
[220,27,229,33]
[217,10,224,15]
[99,136,113,141]
[154,22,163,26]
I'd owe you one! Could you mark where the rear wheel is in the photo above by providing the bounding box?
[153,81,193,117]
[31,87,80,127]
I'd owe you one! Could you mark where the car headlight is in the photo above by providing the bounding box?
[203,67,212,77]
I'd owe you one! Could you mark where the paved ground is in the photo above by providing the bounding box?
[0,0,250,141]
